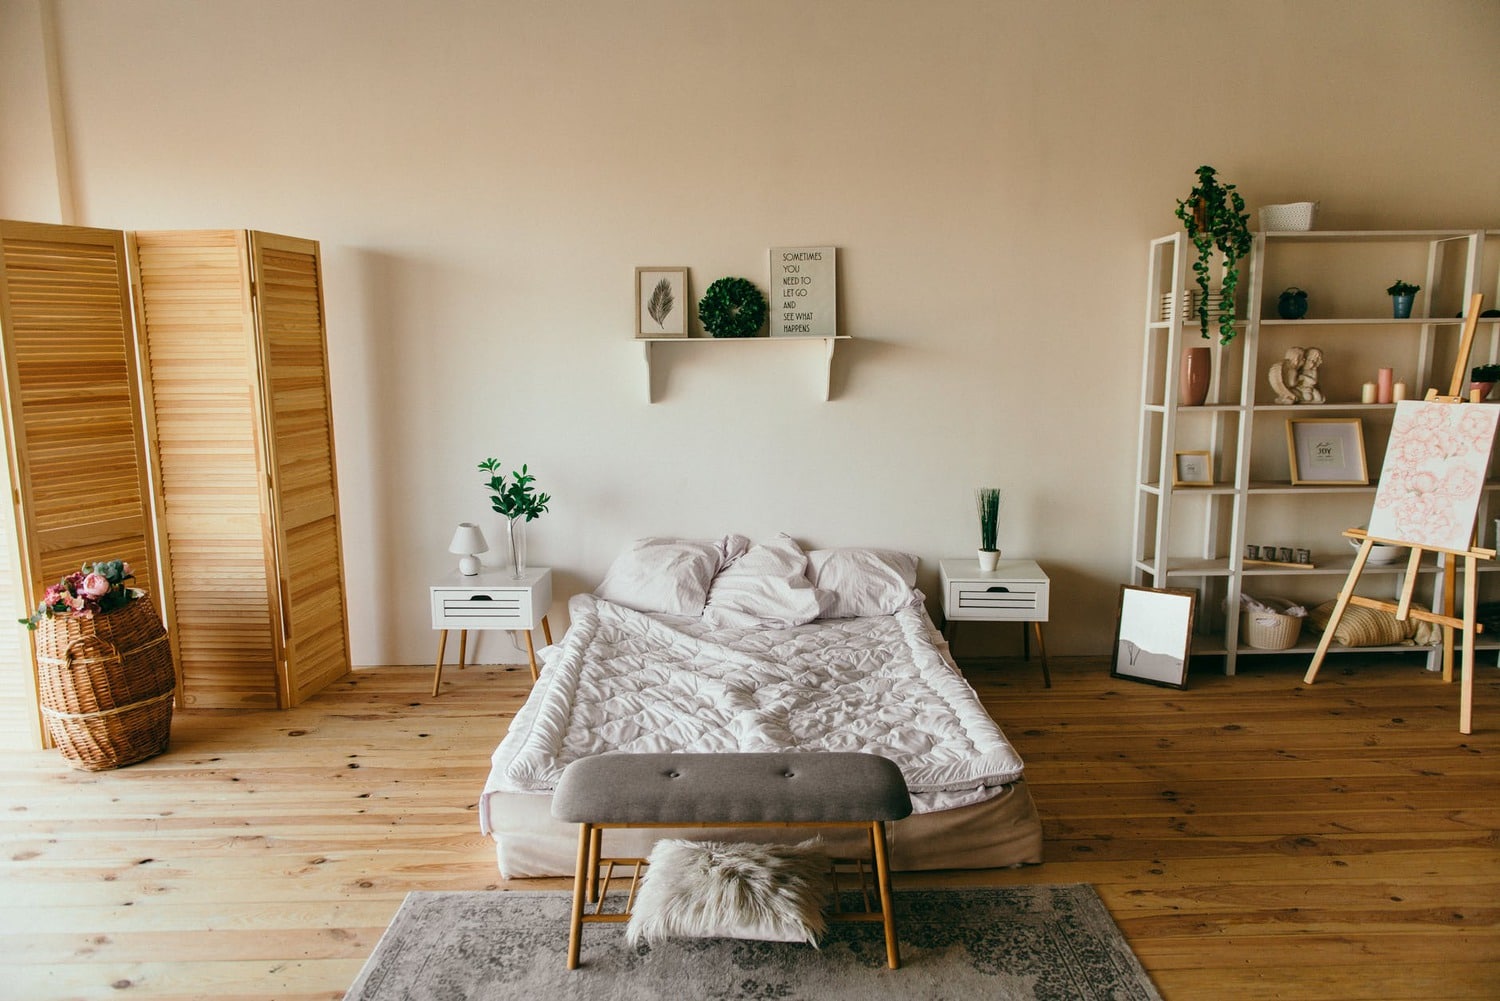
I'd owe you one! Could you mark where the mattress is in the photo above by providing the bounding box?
[482,594,1043,877]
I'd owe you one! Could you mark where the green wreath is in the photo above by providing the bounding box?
[698,276,767,338]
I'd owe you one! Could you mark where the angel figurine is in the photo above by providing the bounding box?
[1296,347,1325,404]
[1268,346,1304,405]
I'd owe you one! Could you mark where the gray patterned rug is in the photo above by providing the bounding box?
[345,885,1161,1000]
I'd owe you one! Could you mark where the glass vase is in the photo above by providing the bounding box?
[505,517,527,580]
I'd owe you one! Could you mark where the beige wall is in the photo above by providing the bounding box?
[3,0,1498,665]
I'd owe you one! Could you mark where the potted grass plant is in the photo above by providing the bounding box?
[1387,280,1421,319]
[976,487,1001,571]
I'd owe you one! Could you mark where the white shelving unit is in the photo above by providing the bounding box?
[640,335,851,402]
[1131,229,1500,674]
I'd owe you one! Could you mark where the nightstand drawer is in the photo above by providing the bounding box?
[946,580,1048,620]
[431,589,533,629]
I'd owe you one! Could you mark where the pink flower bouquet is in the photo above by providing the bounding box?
[21,559,137,629]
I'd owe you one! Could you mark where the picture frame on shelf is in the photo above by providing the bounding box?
[1172,450,1213,487]
[1287,418,1368,485]
[1110,585,1195,690]
[635,267,689,339]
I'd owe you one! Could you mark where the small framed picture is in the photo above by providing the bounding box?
[1286,418,1368,485]
[1110,584,1196,690]
[635,267,689,338]
[1172,450,1213,487]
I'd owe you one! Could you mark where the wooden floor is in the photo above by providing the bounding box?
[1,654,1496,1000]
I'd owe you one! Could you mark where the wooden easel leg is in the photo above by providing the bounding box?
[1306,541,1374,684]
[1443,559,1457,683]
[1461,554,1477,735]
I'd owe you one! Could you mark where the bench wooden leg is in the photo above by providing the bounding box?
[568,822,592,969]
[587,826,602,903]
[870,820,900,969]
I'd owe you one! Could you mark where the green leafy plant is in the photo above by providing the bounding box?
[698,276,767,338]
[478,458,551,522]
[1472,364,1500,382]
[1174,165,1253,345]
[1386,280,1420,297]
[976,487,1001,552]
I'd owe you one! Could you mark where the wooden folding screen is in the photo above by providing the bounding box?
[130,231,350,709]
[0,221,160,748]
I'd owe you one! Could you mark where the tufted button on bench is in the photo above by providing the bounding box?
[552,751,913,969]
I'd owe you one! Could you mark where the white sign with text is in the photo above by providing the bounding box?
[769,246,837,337]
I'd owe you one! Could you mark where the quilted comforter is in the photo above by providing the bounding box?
[492,594,1025,807]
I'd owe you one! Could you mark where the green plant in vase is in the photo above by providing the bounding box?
[479,458,551,580]
[1174,165,1253,345]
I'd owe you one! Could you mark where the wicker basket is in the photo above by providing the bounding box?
[1240,598,1304,650]
[33,596,176,770]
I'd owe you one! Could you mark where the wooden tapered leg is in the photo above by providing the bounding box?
[431,630,448,697]
[542,614,553,646]
[1306,540,1373,684]
[1031,621,1051,688]
[870,820,900,969]
[568,823,591,969]
[524,629,539,682]
[458,629,468,671]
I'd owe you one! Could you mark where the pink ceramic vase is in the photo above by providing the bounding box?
[1179,347,1211,406]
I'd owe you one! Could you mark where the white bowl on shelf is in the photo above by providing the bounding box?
[1349,536,1406,565]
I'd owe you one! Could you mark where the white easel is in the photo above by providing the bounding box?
[1303,293,1494,735]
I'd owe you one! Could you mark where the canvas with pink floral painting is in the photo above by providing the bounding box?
[1367,401,1500,553]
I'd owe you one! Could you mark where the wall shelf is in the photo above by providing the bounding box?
[639,335,851,403]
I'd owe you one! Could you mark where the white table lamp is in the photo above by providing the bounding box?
[449,522,488,576]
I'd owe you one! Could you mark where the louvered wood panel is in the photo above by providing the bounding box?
[0,221,161,748]
[249,233,349,706]
[130,231,280,709]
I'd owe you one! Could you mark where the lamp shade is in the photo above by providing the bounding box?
[449,522,488,576]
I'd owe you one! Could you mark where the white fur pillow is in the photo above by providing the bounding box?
[703,534,827,628]
[806,548,920,618]
[626,838,830,946]
[594,538,723,616]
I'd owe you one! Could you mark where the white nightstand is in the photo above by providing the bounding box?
[939,558,1051,687]
[430,567,553,696]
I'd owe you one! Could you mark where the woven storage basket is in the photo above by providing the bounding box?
[34,596,175,770]
[1258,201,1318,232]
[1240,598,1303,650]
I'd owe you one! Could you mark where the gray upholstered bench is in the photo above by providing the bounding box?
[552,751,913,970]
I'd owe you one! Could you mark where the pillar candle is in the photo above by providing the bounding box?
[1361,382,1377,403]
[1393,381,1408,402]
[1377,367,1394,404]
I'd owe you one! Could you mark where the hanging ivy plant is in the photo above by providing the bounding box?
[1174,165,1253,345]
[698,276,767,338]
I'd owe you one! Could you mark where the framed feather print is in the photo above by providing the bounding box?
[636,267,688,338]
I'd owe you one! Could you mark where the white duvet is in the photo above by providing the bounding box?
[488,594,1025,812]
